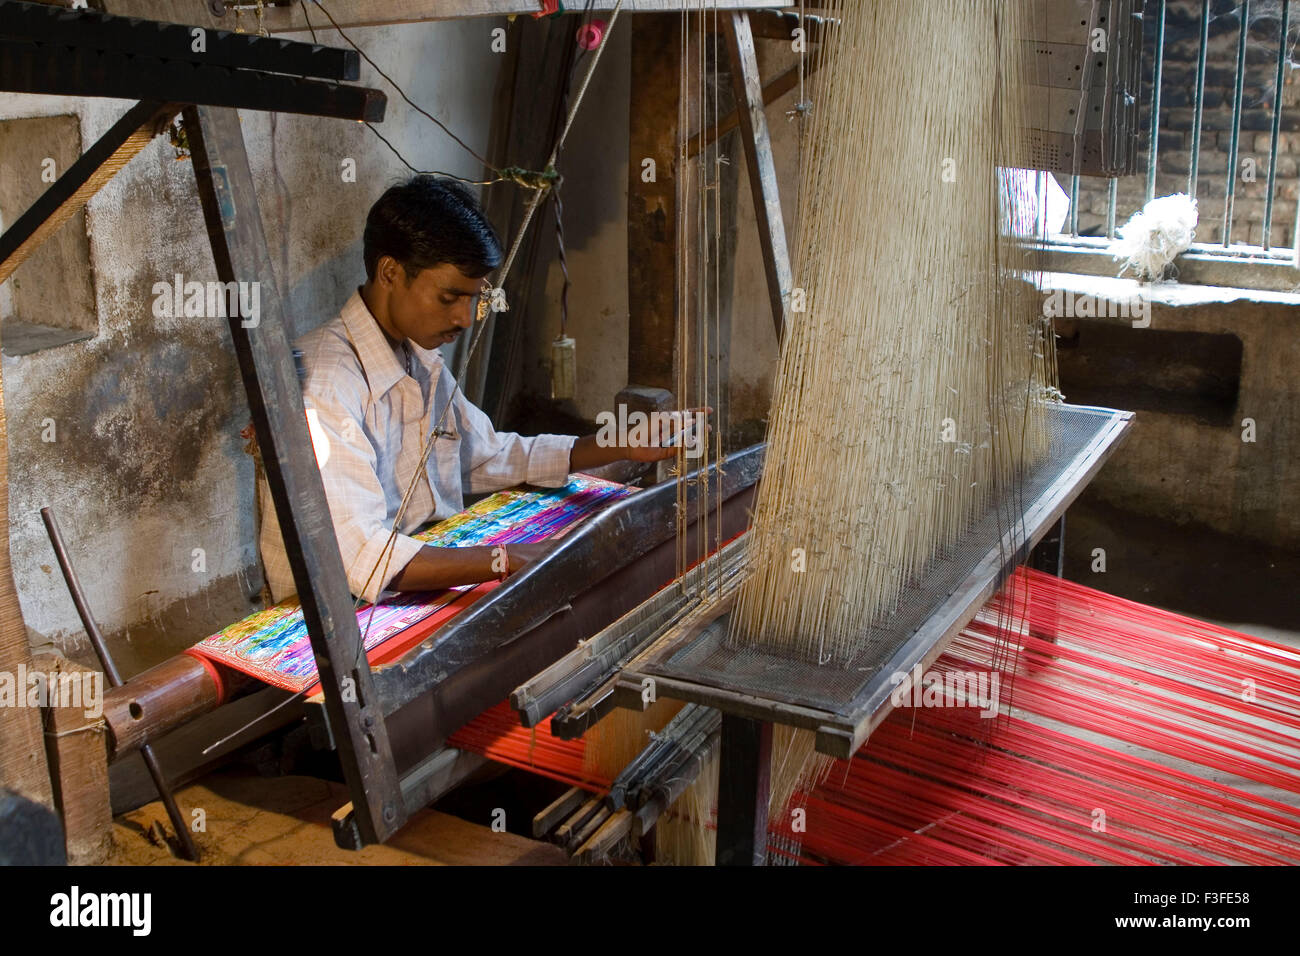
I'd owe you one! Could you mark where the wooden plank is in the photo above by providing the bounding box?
[532,785,587,838]
[626,12,679,390]
[554,795,601,846]
[0,41,385,121]
[573,807,633,862]
[722,11,792,343]
[1,1,360,80]
[36,655,112,865]
[100,1,780,32]
[0,99,175,287]
[0,353,53,810]
[568,803,612,852]
[186,104,404,846]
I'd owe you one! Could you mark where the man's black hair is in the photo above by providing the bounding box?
[363,175,503,282]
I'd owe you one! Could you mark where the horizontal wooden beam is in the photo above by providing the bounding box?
[100,1,789,32]
[0,0,360,80]
[0,39,386,120]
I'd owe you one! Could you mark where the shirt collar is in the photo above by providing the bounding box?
[339,289,413,399]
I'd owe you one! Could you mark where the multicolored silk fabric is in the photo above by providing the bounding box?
[191,475,633,691]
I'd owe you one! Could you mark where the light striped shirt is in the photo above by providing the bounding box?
[259,290,575,604]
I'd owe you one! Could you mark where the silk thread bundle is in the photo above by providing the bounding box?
[731,0,1055,665]
[716,0,1057,820]
[791,568,1300,866]
[450,570,1300,865]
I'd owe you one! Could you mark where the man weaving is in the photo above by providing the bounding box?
[260,176,682,605]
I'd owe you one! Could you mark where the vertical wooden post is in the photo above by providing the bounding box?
[0,359,54,810]
[185,105,404,846]
[716,713,771,866]
[723,11,792,343]
[628,13,681,391]
[38,655,113,864]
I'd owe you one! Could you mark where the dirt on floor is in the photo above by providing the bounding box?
[106,768,568,866]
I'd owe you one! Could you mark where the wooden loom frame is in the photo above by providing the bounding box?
[0,0,799,850]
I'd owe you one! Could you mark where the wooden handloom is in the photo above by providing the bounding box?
[0,0,797,856]
[3,1,1186,868]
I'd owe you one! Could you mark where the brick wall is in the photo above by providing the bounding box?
[1073,0,1299,249]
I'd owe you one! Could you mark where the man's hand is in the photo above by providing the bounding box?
[501,541,548,574]
[385,540,551,594]
[570,406,712,470]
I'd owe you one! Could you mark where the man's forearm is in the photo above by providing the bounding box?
[568,433,627,471]
[387,544,498,592]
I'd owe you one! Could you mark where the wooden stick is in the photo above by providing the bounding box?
[573,809,634,863]
[532,786,587,839]
[686,57,823,159]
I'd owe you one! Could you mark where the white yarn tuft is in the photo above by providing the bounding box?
[1112,193,1199,282]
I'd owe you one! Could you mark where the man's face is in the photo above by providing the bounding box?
[387,261,485,351]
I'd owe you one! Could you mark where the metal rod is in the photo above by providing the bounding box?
[40,507,200,862]
[1069,174,1080,236]
[1189,0,1210,197]
[1106,177,1118,239]
[1264,0,1290,250]
[1224,0,1251,246]
[1146,0,1166,203]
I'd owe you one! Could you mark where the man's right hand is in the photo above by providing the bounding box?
[499,541,549,576]
[387,540,553,593]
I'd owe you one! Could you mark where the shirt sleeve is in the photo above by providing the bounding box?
[306,373,425,604]
[452,387,576,494]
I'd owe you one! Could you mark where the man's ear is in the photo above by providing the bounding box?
[376,255,403,289]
